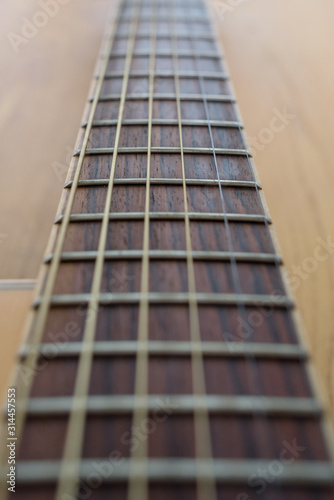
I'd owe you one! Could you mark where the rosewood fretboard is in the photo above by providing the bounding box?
[2,0,334,499]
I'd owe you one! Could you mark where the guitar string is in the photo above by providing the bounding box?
[205,0,287,316]
[191,3,278,468]
[127,0,156,499]
[208,8,310,495]
[215,18,286,296]
[171,1,217,499]
[214,3,334,477]
[55,1,141,499]
[213,38,295,500]
[8,0,123,472]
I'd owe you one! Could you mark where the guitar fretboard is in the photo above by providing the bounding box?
[3,0,334,499]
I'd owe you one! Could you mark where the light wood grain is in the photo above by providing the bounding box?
[0,0,333,427]
[0,289,35,402]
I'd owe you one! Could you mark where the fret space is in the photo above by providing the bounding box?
[45,260,286,297]
[70,185,264,217]
[60,219,273,254]
[77,153,254,181]
[37,303,298,346]
[91,123,206,151]
[27,338,312,399]
[17,412,328,465]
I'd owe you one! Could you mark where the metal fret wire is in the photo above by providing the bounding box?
[103,69,229,78]
[10,458,334,485]
[193,0,278,470]
[57,213,270,225]
[88,118,242,127]
[127,0,155,498]
[82,146,249,155]
[20,341,307,360]
[45,250,280,264]
[34,293,293,308]
[171,3,217,500]
[4,0,123,484]
[113,32,214,40]
[21,396,322,418]
[97,93,235,101]
[69,179,258,188]
[110,50,220,57]
[119,15,209,24]
[55,2,140,499]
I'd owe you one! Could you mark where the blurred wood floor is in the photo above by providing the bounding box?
[0,0,333,428]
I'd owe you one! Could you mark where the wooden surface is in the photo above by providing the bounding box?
[0,288,34,402]
[0,0,333,428]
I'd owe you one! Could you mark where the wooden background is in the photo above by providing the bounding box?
[1,0,333,428]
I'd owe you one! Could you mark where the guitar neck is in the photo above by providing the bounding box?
[2,0,334,499]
